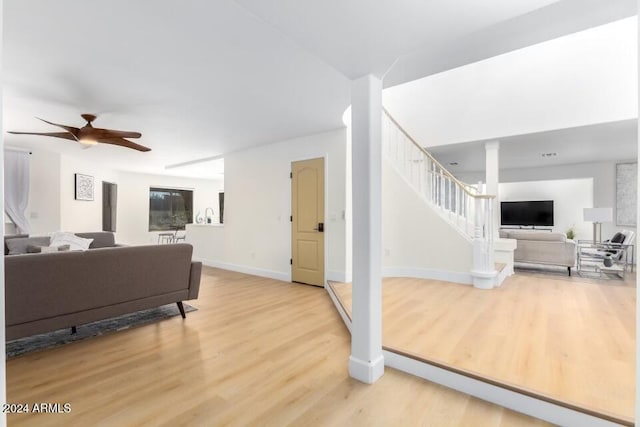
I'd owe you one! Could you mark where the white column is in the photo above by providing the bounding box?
[485,141,500,238]
[349,74,384,384]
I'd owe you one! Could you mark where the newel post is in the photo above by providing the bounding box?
[471,182,497,289]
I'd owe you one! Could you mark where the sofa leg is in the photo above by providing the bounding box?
[177,301,186,319]
[568,267,571,277]
[71,326,77,334]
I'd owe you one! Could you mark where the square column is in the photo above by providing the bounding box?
[485,141,500,239]
[349,74,384,383]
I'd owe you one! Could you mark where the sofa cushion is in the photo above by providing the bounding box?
[6,237,51,255]
[75,232,116,248]
[50,232,93,251]
[26,244,71,254]
[4,234,29,255]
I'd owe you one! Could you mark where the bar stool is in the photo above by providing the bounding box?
[158,232,174,244]
[174,229,186,243]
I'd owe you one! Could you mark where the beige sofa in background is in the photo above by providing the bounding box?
[499,230,577,276]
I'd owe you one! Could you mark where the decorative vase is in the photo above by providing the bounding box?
[604,255,613,267]
[195,212,203,224]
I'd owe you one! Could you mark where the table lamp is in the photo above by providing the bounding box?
[583,207,613,244]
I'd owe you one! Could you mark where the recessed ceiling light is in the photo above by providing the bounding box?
[541,152,558,157]
[449,161,459,166]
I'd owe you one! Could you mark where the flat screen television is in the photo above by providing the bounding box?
[500,200,554,227]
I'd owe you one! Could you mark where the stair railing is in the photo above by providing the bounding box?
[382,108,496,278]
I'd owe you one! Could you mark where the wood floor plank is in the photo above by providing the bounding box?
[331,269,636,421]
[7,267,548,426]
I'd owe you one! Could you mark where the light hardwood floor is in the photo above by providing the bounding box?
[331,270,636,422]
[6,267,549,426]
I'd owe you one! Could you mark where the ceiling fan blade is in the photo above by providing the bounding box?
[36,117,80,136]
[88,128,142,139]
[97,137,151,152]
[7,131,77,141]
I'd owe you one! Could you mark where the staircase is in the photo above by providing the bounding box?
[382,109,500,289]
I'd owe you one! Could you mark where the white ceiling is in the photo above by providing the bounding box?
[4,0,352,179]
[383,17,638,149]
[382,15,638,175]
[234,0,560,79]
[384,0,637,86]
[428,119,638,173]
[4,1,633,179]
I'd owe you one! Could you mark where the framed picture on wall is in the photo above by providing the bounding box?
[616,162,637,226]
[75,173,95,201]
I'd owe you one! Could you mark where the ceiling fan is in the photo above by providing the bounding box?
[8,114,151,152]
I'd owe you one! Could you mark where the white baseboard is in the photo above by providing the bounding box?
[383,267,473,285]
[327,270,348,283]
[349,355,384,384]
[325,285,351,333]
[195,258,349,285]
[194,257,291,282]
[495,266,511,287]
[471,269,498,289]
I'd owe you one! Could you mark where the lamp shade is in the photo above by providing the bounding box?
[583,207,613,222]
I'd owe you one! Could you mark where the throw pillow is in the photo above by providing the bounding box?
[27,244,71,254]
[49,232,94,251]
[610,232,625,244]
[6,236,51,255]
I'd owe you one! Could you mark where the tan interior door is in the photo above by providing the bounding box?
[291,158,325,286]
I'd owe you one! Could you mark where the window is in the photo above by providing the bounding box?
[149,188,193,231]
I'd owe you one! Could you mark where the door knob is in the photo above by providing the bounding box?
[313,222,324,232]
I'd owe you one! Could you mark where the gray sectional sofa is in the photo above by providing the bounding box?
[4,232,201,340]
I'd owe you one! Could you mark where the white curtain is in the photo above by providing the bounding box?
[4,150,31,234]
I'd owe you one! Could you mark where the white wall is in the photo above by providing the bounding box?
[384,17,637,147]
[116,171,223,245]
[22,131,345,281]
[59,154,119,233]
[458,159,637,241]
[500,178,593,240]
[23,151,223,244]
[223,128,348,282]
[1,14,6,419]
[382,159,473,282]
[21,149,61,235]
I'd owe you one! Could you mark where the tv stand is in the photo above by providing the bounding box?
[500,226,553,232]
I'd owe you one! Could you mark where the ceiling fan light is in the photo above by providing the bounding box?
[79,138,97,146]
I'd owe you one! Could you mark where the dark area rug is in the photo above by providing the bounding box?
[7,303,197,358]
